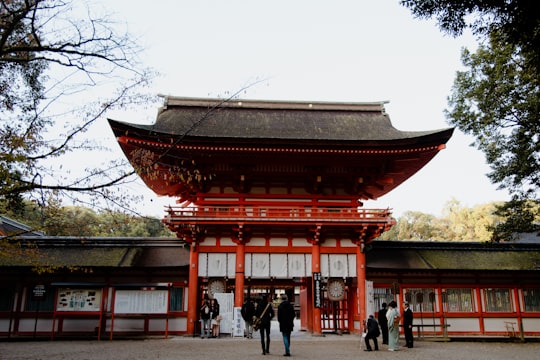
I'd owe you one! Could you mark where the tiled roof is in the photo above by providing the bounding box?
[0,215,44,237]
[367,240,540,271]
[110,97,453,144]
[0,237,189,268]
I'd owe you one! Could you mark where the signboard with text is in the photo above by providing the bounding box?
[114,289,168,314]
[56,289,101,312]
[32,284,46,301]
[232,306,244,337]
[313,272,322,308]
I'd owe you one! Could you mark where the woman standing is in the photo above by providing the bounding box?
[210,298,221,338]
[386,300,400,351]
[200,297,211,338]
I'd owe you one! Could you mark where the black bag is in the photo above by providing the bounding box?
[252,303,270,331]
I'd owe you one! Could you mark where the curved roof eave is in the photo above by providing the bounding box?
[109,97,453,144]
[108,118,453,147]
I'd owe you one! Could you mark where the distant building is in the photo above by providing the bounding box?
[0,215,44,237]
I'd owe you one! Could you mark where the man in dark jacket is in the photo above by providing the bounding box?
[277,294,295,357]
[241,297,255,338]
[364,315,381,351]
[403,302,414,348]
[378,302,388,345]
[256,294,274,355]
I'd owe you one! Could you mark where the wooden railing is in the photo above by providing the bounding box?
[165,206,393,224]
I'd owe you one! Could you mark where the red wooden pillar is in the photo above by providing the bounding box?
[234,242,246,307]
[311,242,322,335]
[357,245,367,324]
[186,242,199,336]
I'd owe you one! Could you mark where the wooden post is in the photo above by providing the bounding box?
[312,242,322,335]
[357,245,366,326]
[234,242,245,307]
[186,242,199,336]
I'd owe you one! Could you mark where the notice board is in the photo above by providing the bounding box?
[56,289,102,312]
[114,289,168,314]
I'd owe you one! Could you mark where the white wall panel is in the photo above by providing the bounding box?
[207,253,227,277]
[199,253,236,277]
[245,253,312,278]
[320,254,354,277]
[288,254,307,277]
[251,254,270,278]
[329,254,348,277]
[198,253,208,276]
[348,254,357,277]
[320,254,329,277]
[271,254,288,278]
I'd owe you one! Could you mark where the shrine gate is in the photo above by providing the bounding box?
[109,97,452,335]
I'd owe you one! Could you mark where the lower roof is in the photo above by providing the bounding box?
[368,240,540,271]
[1,238,539,272]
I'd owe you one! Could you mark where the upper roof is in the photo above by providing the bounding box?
[108,97,454,200]
[126,96,452,143]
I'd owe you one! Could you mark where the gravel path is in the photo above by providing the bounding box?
[2,329,539,360]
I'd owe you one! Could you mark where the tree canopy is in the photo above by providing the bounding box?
[400,0,540,240]
[0,0,155,214]
[378,199,505,242]
[400,0,540,65]
[1,198,174,237]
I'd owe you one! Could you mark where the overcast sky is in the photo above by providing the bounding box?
[97,0,510,218]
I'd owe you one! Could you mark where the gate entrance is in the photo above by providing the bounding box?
[200,278,352,334]
[321,295,349,333]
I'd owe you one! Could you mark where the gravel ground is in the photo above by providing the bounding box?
[1,321,539,360]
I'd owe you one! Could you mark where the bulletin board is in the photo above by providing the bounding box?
[56,289,102,312]
[113,289,168,314]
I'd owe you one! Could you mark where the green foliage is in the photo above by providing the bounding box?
[489,200,540,242]
[447,33,539,193]
[379,199,505,242]
[381,211,438,241]
[446,32,540,237]
[1,198,174,237]
[400,0,540,66]
[1,0,155,211]
[401,0,540,237]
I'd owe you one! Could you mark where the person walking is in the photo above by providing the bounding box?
[256,294,274,355]
[378,302,389,345]
[200,297,211,338]
[277,293,295,357]
[364,315,381,351]
[403,302,414,348]
[386,300,400,351]
[241,297,255,338]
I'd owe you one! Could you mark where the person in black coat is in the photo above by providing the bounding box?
[256,294,274,355]
[241,297,255,338]
[403,302,414,348]
[210,298,220,338]
[378,302,388,345]
[277,294,295,357]
[364,315,381,351]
